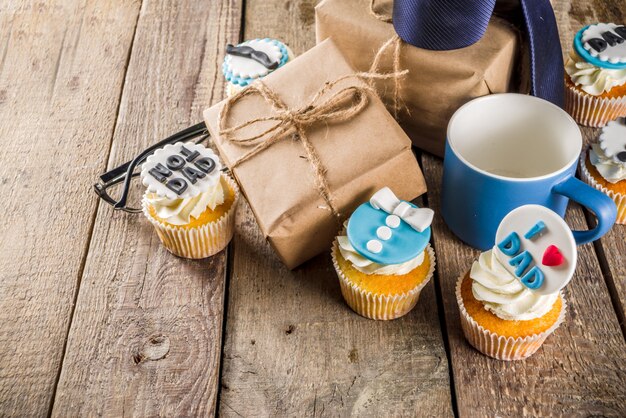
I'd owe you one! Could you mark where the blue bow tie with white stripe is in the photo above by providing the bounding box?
[392,0,564,107]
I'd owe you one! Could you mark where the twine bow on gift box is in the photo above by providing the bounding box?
[218,72,404,220]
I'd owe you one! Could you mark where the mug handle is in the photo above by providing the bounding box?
[552,176,617,245]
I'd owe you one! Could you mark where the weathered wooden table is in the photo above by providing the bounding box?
[1,0,624,416]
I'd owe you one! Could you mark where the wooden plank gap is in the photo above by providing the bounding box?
[216,3,246,413]
[583,209,626,340]
[420,152,460,418]
[0,17,13,75]
[238,0,247,43]
[102,0,145,173]
[215,238,236,417]
[48,26,68,100]
[215,3,246,410]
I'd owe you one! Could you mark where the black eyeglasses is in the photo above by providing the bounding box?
[94,122,210,213]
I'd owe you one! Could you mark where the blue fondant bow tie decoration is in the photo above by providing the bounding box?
[392,0,564,107]
[370,187,434,232]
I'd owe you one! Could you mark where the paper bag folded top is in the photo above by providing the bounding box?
[315,0,519,157]
[203,39,426,269]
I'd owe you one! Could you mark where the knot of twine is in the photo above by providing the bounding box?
[219,76,375,219]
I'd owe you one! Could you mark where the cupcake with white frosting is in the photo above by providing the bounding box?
[564,23,626,126]
[331,187,436,320]
[456,205,574,360]
[140,142,239,259]
[223,38,294,97]
[580,118,626,224]
[469,250,560,321]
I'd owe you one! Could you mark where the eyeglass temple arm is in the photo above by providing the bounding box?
[93,172,143,213]
[100,122,208,184]
[110,121,208,210]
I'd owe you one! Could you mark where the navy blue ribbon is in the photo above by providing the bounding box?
[392,0,564,107]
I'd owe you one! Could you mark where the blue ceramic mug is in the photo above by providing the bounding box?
[441,94,617,250]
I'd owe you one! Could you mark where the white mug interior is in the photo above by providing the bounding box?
[447,94,582,180]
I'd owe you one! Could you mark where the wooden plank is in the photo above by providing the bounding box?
[51,0,243,416]
[592,226,626,331]
[423,4,626,416]
[579,126,626,333]
[556,0,626,331]
[218,1,454,416]
[0,1,141,416]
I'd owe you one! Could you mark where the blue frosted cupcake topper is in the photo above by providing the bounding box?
[347,187,434,265]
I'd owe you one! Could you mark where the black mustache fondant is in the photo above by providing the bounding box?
[226,43,279,70]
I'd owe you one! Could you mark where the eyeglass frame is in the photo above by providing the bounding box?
[93,122,212,213]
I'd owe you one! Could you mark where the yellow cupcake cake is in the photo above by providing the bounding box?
[564,23,626,127]
[456,205,575,360]
[331,187,436,320]
[580,118,626,224]
[140,142,239,259]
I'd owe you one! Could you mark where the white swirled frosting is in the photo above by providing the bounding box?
[146,179,225,226]
[337,233,424,275]
[470,249,558,321]
[590,143,626,183]
[565,50,626,96]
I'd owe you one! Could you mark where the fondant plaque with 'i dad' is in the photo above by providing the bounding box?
[140,142,222,200]
[494,205,577,296]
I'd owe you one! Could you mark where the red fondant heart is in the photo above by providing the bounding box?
[542,245,564,267]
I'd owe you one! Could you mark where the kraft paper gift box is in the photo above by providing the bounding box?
[203,39,427,269]
[315,0,520,157]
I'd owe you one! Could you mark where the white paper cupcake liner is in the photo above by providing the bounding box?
[331,242,436,320]
[142,175,240,259]
[580,148,626,225]
[565,83,626,127]
[455,274,566,361]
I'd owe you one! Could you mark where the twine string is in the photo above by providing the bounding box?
[369,0,393,22]
[219,77,376,218]
[218,16,408,219]
[367,0,406,119]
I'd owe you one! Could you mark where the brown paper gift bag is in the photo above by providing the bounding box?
[203,39,427,269]
[315,0,519,157]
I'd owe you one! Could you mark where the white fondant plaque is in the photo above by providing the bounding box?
[140,142,222,200]
[494,205,577,295]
